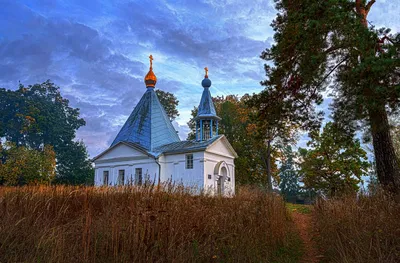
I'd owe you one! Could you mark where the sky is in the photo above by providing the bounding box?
[0,0,399,158]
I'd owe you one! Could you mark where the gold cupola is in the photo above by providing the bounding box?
[144,54,157,87]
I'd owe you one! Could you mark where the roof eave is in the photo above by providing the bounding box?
[194,115,222,121]
[92,141,154,162]
[205,135,238,158]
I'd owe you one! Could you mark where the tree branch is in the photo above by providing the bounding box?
[365,0,376,13]
[324,45,344,54]
[355,0,361,13]
[315,56,350,89]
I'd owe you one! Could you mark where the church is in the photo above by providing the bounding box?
[93,56,237,195]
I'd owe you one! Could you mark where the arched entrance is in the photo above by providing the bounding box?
[217,166,228,195]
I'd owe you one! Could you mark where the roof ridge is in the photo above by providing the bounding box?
[111,88,180,150]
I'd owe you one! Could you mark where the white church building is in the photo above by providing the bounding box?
[93,56,237,195]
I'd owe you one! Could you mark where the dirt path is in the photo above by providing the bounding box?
[292,211,321,263]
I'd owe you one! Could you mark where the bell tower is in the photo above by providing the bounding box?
[194,67,221,141]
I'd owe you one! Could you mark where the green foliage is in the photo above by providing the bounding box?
[155,89,179,121]
[279,145,300,201]
[299,122,370,197]
[0,80,92,185]
[215,95,275,186]
[262,0,400,193]
[54,141,94,185]
[186,106,198,140]
[0,142,56,185]
[246,91,300,191]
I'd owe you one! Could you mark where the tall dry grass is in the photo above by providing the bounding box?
[314,192,400,263]
[0,185,298,262]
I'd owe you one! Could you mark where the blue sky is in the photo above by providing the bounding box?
[0,0,399,157]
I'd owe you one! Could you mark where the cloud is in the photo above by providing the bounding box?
[0,0,398,157]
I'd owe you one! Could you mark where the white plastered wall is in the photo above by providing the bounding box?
[159,151,205,191]
[204,139,236,195]
[94,144,159,186]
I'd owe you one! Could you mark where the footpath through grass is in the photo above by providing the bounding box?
[287,192,400,263]
[287,203,320,263]
[286,203,312,215]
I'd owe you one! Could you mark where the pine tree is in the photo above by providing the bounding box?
[261,0,400,194]
[279,145,300,201]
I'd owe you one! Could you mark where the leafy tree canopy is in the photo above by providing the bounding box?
[0,80,93,185]
[155,89,179,121]
[247,91,299,191]
[187,95,279,187]
[299,122,370,197]
[0,143,56,186]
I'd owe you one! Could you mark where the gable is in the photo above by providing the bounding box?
[206,137,237,158]
[94,143,148,162]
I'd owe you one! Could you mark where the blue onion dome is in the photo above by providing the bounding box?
[202,67,211,88]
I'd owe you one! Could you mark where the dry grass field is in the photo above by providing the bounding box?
[314,192,400,263]
[0,185,301,262]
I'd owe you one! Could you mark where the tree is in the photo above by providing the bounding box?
[298,122,370,197]
[0,142,56,186]
[262,0,400,194]
[54,141,94,185]
[279,145,300,201]
[155,89,179,121]
[0,80,92,185]
[391,116,400,162]
[186,106,198,140]
[216,95,280,186]
[247,93,299,192]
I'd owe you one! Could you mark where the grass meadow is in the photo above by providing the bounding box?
[2,185,398,263]
[314,192,400,263]
[0,185,301,263]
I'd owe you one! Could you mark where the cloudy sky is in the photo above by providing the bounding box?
[0,0,399,157]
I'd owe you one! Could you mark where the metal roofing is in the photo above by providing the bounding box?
[95,134,237,161]
[152,135,222,156]
[111,87,180,151]
[195,85,220,120]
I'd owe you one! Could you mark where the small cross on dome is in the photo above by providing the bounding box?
[149,54,154,68]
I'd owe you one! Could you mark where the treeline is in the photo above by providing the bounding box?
[211,0,400,198]
[185,95,388,199]
[0,81,93,186]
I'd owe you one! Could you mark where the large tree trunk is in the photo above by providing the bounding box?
[368,104,400,194]
[357,0,400,195]
[260,141,273,193]
[265,140,273,193]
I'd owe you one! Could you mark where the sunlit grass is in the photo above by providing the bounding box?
[286,203,312,214]
[0,185,301,262]
[314,192,400,262]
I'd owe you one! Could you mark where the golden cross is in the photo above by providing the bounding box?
[149,54,153,68]
[204,67,208,78]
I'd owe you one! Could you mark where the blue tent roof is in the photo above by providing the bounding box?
[111,87,180,150]
[195,78,221,120]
